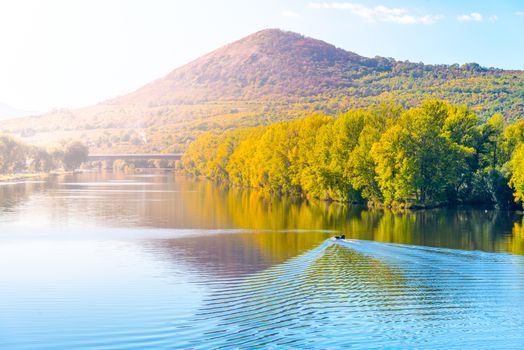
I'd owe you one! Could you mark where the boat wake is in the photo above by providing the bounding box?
[173,238,524,349]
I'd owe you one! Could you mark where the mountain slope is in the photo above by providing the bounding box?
[112,29,376,105]
[2,28,524,153]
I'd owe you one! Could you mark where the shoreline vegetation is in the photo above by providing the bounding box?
[0,172,47,183]
[0,170,77,183]
[0,134,89,182]
[182,100,524,210]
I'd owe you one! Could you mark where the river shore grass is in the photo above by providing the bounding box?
[0,171,72,183]
[0,173,49,183]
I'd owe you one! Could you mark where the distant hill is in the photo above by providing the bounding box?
[0,103,35,120]
[2,29,524,153]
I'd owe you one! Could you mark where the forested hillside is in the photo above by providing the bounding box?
[182,100,524,209]
[2,29,524,153]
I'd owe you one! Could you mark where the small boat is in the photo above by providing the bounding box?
[333,234,346,240]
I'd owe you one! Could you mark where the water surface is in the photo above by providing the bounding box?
[1,172,524,349]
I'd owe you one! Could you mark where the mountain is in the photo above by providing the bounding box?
[111,29,376,105]
[0,103,35,120]
[2,29,524,153]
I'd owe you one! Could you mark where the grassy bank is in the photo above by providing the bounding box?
[0,170,73,183]
[0,173,47,182]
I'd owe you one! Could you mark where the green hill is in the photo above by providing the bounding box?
[2,29,524,152]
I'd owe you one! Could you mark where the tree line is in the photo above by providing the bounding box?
[0,134,89,175]
[182,100,524,209]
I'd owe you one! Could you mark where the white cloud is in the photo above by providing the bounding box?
[308,2,443,25]
[280,10,300,18]
[457,12,483,22]
[456,12,498,23]
[516,11,524,16]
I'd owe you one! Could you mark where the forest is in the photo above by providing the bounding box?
[182,100,524,209]
[0,134,88,176]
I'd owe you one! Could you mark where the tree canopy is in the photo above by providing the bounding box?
[0,135,89,175]
[183,100,524,209]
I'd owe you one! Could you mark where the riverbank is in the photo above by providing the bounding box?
[0,173,47,182]
[0,170,73,183]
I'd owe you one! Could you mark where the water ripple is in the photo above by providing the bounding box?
[173,239,524,349]
[2,237,524,349]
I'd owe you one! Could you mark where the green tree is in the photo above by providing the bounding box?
[226,128,266,187]
[0,134,28,174]
[502,120,524,163]
[477,114,504,169]
[347,103,402,203]
[372,101,472,206]
[301,111,364,201]
[509,144,524,205]
[63,141,89,170]
[181,99,521,209]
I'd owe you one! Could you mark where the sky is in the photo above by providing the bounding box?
[1,0,524,112]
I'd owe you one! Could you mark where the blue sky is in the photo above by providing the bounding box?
[1,0,524,111]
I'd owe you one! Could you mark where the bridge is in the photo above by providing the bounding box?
[86,153,183,161]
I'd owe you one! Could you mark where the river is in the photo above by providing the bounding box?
[1,171,524,349]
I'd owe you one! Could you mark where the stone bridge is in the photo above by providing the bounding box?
[86,153,183,161]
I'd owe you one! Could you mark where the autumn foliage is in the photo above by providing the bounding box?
[183,100,524,209]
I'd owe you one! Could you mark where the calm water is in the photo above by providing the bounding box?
[1,172,524,349]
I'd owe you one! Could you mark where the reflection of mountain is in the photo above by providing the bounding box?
[152,230,331,279]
